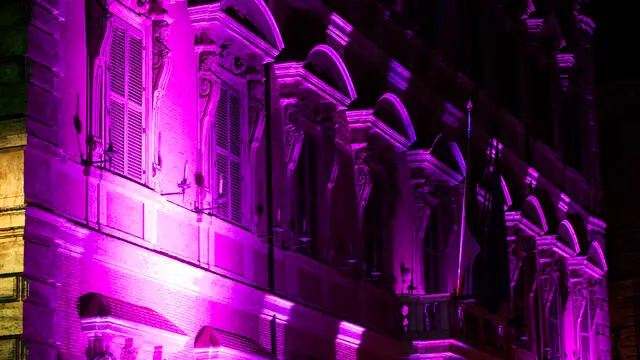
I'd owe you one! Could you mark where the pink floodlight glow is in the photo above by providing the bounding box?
[376,93,417,143]
[346,109,412,150]
[559,219,581,254]
[306,44,357,101]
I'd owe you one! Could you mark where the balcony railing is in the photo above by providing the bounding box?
[400,294,512,357]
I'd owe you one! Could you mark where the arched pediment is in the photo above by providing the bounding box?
[429,136,465,177]
[532,188,558,233]
[558,219,581,254]
[522,195,548,233]
[304,44,357,101]
[373,93,416,144]
[587,242,608,273]
[221,0,284,51]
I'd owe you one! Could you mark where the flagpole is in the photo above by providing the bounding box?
[456,100,473,296]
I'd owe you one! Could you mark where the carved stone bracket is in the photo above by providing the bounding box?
[352,143,371,223]
[281,98,307,176]
[248,75,266,168]
[334,111,350,150]
[539,261,558,312]
[556,53,575,93]
[413,185,431,245]
[197,48,223,204]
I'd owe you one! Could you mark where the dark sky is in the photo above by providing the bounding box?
[594,1,640,83]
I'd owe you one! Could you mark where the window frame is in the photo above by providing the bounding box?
[205,67,249,228]
[94,5,151,186]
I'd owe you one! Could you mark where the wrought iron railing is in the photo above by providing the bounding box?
[400,294,512,357]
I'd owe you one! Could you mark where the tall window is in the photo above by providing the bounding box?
[107,18,145,182]
[423,207,441,293]
[294,135,318,256]
[580,294,592,360]
[211,82,243,226]
[547,285,563,359]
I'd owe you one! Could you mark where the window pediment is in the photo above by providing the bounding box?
[189,1,283,63]
[274,62,352,109]
[346,110,412,150]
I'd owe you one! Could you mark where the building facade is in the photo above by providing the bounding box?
[0,0,608,359]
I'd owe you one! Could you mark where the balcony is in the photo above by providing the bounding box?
[400,294,513,359]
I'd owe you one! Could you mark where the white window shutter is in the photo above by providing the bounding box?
[211,83,243,225]
[229,93,242,224]
[126,32,144,181]
[107,19,145,182]
[108,24,126,175]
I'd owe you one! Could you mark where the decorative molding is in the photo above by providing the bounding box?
[558,193,571,214]
[525,167,539,191]
[196,47,224,204]
[326,13,353,48]
[281,98,307,176]
[388,60,411,93]
[406,150,464,185]
[352,143,372,224]
[413,185,432,247]
[346,110,412,150]
[273,62,352,109]
[248,75,266,168]
[526,18,544,33]
[188,3,282,62]
[587,216,606,233]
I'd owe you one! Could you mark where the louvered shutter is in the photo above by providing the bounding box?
[126,34,144,181]
[211,82,243,226]
[108,24,126,175]
[229,93,242,224]
[107,18,145,182]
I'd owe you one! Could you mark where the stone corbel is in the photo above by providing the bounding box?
[413,184,431,245]
[352,143,371,223]
[281,98,306,176]
[539,262,558,313]
[196,46,224,204]
[150,0,172,190]
[248,74,266,169]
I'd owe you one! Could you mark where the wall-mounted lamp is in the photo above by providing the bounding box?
[81,141,119,167]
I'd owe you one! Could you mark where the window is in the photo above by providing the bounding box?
[547,285,563,359]
[293,135,319,256]
[107,18,145,182]
[210,82,243,226]
[423,207,441,293]
[580,294,591,360]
